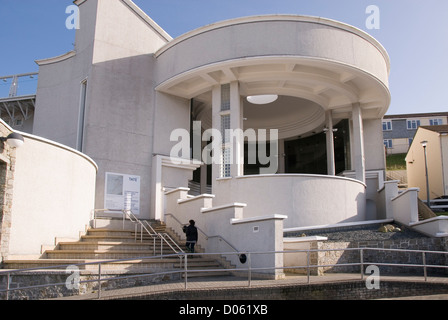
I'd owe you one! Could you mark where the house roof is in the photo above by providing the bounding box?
[420,125,448,134]
[384,112,448,119]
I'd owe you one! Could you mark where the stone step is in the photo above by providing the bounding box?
[58,241,175,251]
[3,257,222,273]
[45,250,174,260]
[86,229,148,237]
[2,225,233,281]
[80,235,156,243]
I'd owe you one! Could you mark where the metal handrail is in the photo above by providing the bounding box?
[91,209,184,255]
[141,219,184,254]
[1,247,448,300]
[165,213,240,253]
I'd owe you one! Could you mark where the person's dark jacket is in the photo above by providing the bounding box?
[185,225,198,242]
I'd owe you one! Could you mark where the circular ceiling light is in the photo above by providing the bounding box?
[247,95,278,105]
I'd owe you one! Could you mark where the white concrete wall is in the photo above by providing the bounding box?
[410,216,448,237]
[34,0,174,219]
[164,188,286,278]
[391,188,419,225]
[363,119,386,170]
[8,133,97,256]
[33,0,99,149]
[213,174,366,229]
[156,16,389,88]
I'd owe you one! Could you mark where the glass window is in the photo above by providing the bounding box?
[221,148,231,177]
[221,114,230,143]
[407,119,420,130]
[383,139,393,149]
[220,84,230,111]
[430,118,443,126]
[382,121,392,131]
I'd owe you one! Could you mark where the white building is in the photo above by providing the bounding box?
[3,0,443,275]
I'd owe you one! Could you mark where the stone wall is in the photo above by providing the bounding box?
[118,280,448,300]
[0,271,181,300]
[317,237,448,276]
[0,121,16,264]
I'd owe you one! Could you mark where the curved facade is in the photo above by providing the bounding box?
[155,15,390,119]
[214,174,367,229]
[31,1,391,232]
[150,14,391,227]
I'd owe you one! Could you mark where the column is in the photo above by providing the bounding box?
[229,81,244,177]
[325,110,336,176]
[352,103,365,183]
[211,82,244,182]
[211,85,222,184]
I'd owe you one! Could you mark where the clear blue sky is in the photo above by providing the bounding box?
[1,0,447,115]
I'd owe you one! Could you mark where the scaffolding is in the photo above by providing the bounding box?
[0,73,38,129]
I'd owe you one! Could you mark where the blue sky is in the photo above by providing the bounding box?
[0,0,447,115]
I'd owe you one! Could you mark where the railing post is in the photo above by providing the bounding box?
[6,273,10,301]
[141,224,144,243]
[307,249,310,284]
[248,253,252,288]
[97,263,102,300]
[422,252,427,281]
[184,254,188,290]
[360,248,364,280]
[159,237,163,259]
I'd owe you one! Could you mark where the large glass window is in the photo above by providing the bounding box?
[284,119,350,175]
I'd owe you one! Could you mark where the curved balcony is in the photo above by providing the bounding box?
[155,15,390,119]
[213,174,367,229]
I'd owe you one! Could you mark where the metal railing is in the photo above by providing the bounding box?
[0,72,38,98]
[1,247,447,300]
[165,213,240,254]
[92,209,184,256]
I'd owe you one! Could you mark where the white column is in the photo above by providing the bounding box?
[326,110,336,176]
[352,103,365,183]
[230,81,243,177]
[211,85,221,185]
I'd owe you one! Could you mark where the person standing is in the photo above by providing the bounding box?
[183,220,198,254]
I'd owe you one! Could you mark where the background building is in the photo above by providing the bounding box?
[406,125,448,202]
[383,112,448,155]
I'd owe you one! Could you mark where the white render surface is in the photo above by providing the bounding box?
[30,1,392,226]
[213,174,367,229]
[8,133,97,256]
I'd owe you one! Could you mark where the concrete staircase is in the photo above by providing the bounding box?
[3,218,231,278]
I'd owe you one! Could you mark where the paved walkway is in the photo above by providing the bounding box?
[51,273,448,300]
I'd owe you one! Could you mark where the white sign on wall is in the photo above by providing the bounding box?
[105,172,141,215]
